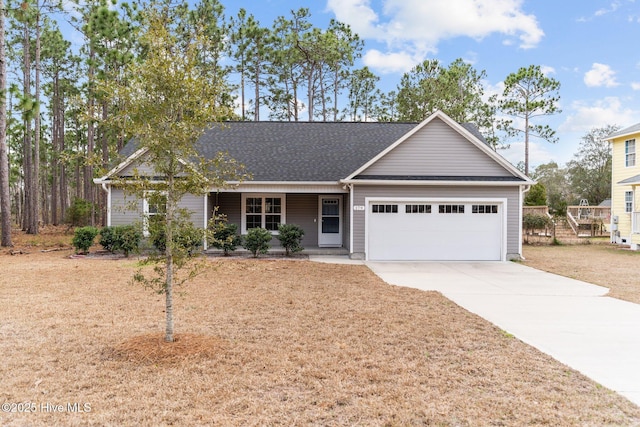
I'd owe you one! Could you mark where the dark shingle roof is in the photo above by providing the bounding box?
[196,122,416,181]
[118,120,491,182]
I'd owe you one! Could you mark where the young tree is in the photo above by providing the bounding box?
[498,65,561,175]
[567,125,619,205]
[102,10,244,342]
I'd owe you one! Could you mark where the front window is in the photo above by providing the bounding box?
[143,191,167,236]
[625,139,636,167]
[242,194,285,233]
[625,191,633,213]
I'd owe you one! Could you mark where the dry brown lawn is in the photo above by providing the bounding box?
[523,241,640,304]
[1,228,640,426]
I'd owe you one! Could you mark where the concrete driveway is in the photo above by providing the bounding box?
[365,261,640,407]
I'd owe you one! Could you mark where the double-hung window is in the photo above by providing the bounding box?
[625,139,636,167]
[625,191,634,213]
[242,194,285,233]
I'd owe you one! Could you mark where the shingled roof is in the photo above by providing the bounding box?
[118,120,491,182]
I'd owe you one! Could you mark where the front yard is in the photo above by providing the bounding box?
[523,241,640,304]
[1,230,639,425]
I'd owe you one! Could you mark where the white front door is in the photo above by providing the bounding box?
[318,196,342,247]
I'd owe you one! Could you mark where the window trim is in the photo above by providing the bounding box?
[241,193,286,234]
[625,139,636,167]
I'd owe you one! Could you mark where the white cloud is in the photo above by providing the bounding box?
[559,97,638,133]
[327,0,545,73]
[632,82,640,91]
[540,65,556,76]
[584,63,619,88]
[362,49,422,74]
[499,140,554,169]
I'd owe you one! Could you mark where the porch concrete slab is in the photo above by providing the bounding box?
[366,261,640,407]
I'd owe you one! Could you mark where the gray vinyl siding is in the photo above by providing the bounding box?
[110,188,143,226]
[120,156,157,177]
[109,187,204,228]
[351,185,521,258]
[361,118,512,177]
[181,194,205,228]
[286,194,319,247]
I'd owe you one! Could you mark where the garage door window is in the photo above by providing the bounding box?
[472,204,498,214]
[406,204,431,213]
[372,204,398,213]
[439,204,464,213]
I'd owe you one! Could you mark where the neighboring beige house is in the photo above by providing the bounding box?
[94,111,533,261]
[607,122,640,249]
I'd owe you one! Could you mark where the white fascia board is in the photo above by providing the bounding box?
[96,147,149,182]
[214,181,347,193]
[341,179,534,187]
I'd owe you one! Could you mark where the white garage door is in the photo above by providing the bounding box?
[367,201,503,261]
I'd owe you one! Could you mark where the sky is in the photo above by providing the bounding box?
[215,0,640,171]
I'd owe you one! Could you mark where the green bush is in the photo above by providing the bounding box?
[99,226,118,253]
[276,223,305,256]
[118,225,143,257]
[523,213,551,230]
[66,198,94,226]
[100,225,142,257]
[207,216,242,255]
[72,226,99,254]
[151,220,203,256]
[243,227,272,257]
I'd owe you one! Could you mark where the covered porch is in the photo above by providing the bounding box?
[206,189,351,252]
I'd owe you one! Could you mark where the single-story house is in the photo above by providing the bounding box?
[94,111,533,261]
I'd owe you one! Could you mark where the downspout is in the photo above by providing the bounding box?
[345,182,354,258]
[519,184,531,260]
[99,182,112,226]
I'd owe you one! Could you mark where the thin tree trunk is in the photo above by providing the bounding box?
[85,48,96,224]
[22,20,35,233]
[0,0,11,246]
[33,8,41,232]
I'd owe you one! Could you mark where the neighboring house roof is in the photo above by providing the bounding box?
[606,122,640,140]
[617,174,640,185]
[98,111,529,184]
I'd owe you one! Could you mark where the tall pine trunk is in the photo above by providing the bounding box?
[0,0,11,246]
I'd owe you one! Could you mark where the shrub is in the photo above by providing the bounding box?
[276,223,305,256]
[151,220,203,256]
[207,216,242,255]
[100,225,142,257]
[66,198,94,227]
[117,225,143,257]
[72,226,99,254]
[99,226,118,253]
[523,213,551,231]
[243,227,272,257]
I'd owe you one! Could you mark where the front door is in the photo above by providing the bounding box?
[318,196,342,247]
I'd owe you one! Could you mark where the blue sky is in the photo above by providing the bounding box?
[219,0,640,170]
